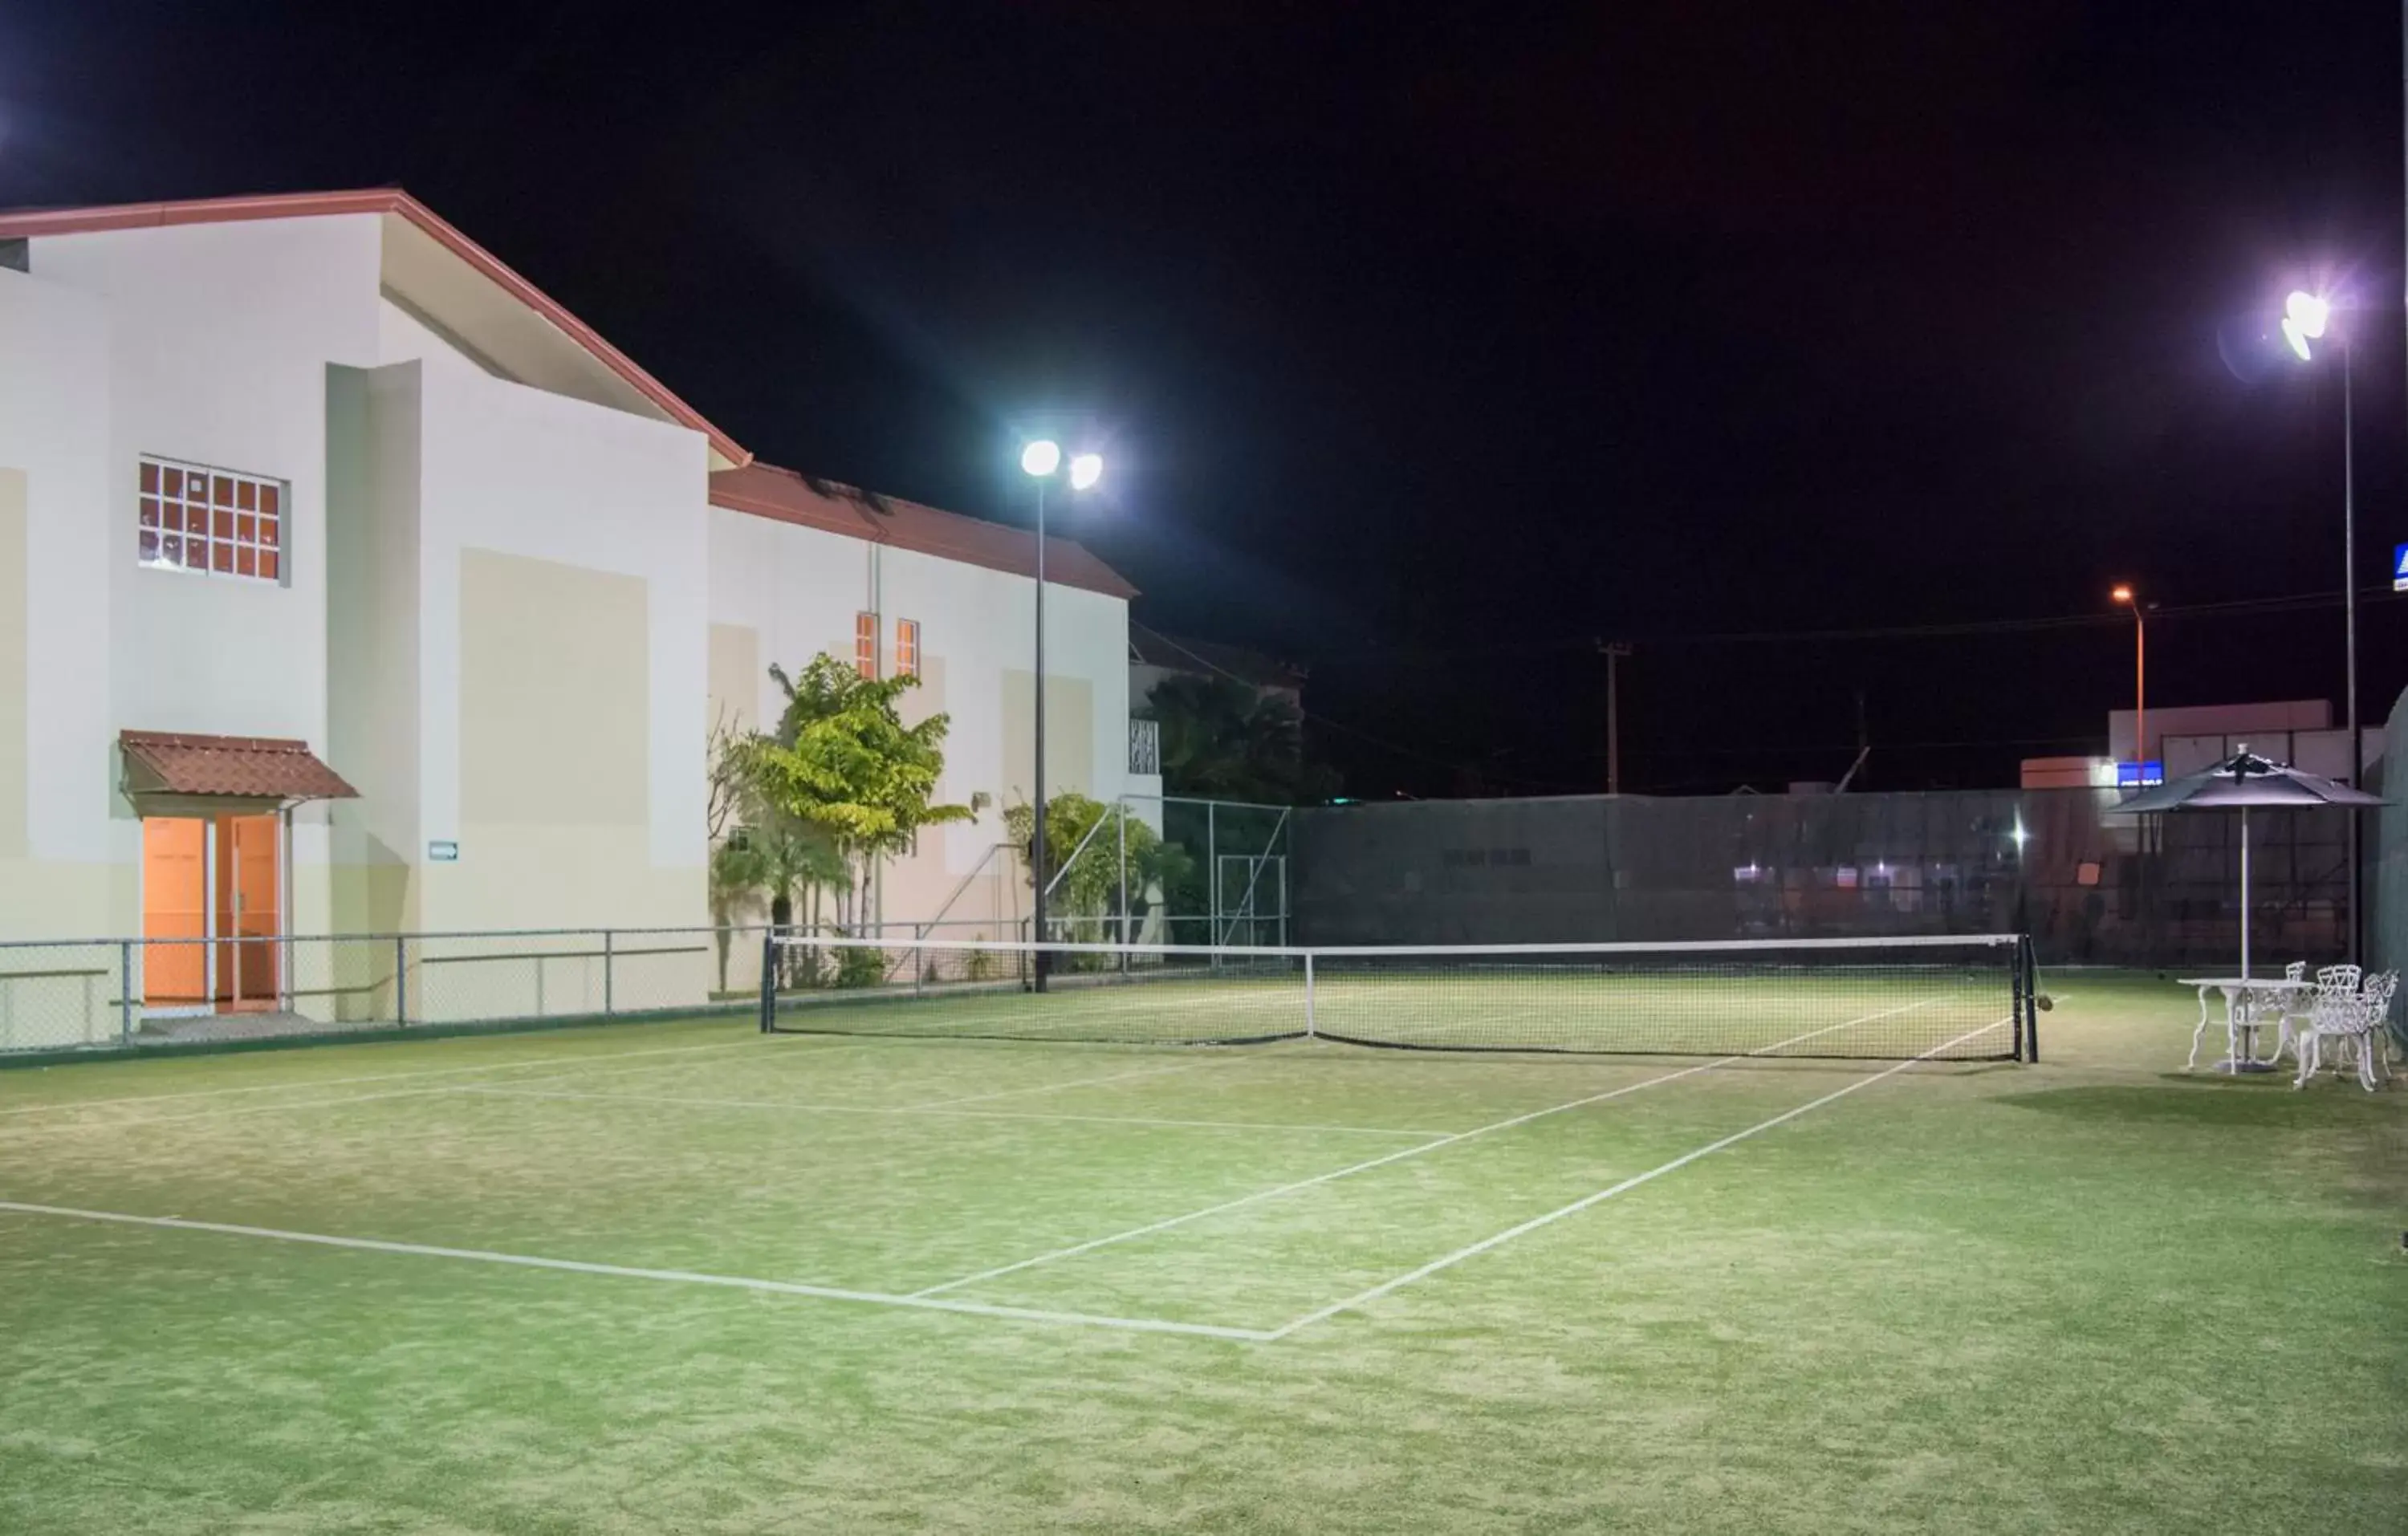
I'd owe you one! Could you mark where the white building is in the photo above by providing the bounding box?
[0,189,1150,1028]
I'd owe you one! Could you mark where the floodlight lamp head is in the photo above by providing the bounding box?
[2110,584,2133,605]
[1068,452,1103,491]
[1020,440,1063,477]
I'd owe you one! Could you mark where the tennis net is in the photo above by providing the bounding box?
[758,933,2035,1060]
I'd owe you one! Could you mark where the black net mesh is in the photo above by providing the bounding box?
[759,937,2025,1059]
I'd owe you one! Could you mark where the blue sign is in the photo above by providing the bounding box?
[2394,542,2408,592]
[427,840,459,863]
[2116,761,2162,788]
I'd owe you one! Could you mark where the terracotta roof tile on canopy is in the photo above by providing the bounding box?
[120,731,358,802]
[710,463,1138,599]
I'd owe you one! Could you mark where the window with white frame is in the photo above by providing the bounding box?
[894,618,920,678]
[139,456,285,582]
[854,611,879,678]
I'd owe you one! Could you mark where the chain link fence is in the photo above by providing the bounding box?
[1294,788,2359,971]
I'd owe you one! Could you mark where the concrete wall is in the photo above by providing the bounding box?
[706,507,1135,942]
[0,266,120,942]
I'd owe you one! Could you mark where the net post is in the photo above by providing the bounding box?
[603,929,616,1016]
[1304,951,1317,1039]
[2020,935,2040,1063]
[394,935,408,1027]
[757,929,777,1033]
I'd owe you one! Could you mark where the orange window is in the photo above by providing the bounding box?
[895,618,920,678]
[854,612,879,678]
[137,456,285,584]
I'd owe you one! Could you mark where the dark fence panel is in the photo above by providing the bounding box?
[1295,788,2356,969]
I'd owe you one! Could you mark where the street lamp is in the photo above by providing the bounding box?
[1019,436,1104,988]
[2277,288,2362,962]
[2109,584,2149,784]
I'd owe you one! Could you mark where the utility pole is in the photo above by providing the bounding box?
[1601,640,1633,794]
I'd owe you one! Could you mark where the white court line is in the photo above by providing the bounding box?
[0,1201,1270,1343]
[0,1032,846,1121]
[0,1037,893,1136]
[1264,1018,2007,1339]
[908,1000,1938,1299]
[901,1059,1215,1110]
[454,1084,1450,1138]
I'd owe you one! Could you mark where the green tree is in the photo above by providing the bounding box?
[740,654,974,941]
[1003,793,1194,950]
[1145,674,1336,803]
[706,713,848,993]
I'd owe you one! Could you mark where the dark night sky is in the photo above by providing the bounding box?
[4,2,2402,796]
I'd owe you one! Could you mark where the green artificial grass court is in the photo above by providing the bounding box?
[2,970,2402,1533]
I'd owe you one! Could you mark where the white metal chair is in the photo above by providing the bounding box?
[2292,970,2396,1093]
[2258,961,2312,1064]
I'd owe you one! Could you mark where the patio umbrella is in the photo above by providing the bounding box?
[2110,747,2386,977]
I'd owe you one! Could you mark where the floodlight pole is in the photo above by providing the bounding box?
[1032,477,1050,990]
[2342,338,2361,964]
[1602,640,1633,794]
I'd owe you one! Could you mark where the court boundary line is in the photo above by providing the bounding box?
[908,1000,1938,1299]
[0,1036,902,1136]
[0,1033,864,1122]
[0,1201,1270,1343]
[454,1084,1450,1138]
[1263,1017,2008,1339]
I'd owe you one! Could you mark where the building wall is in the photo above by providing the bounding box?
[0,265,123,940]
[384,303,710,935]
[705,506,1135,940]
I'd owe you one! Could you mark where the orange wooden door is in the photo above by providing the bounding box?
[142,818,208,1006]
[218,815,281,1007]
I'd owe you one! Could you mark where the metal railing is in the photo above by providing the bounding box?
[0,925,773,1057]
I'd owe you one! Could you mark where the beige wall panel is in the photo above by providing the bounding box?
[708,622,760,735]
[0,469,25,859]
[460,548,649,827]
[1000,671,1095,807]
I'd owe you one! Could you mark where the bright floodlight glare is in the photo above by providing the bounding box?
[2110,584,2133,604]
[1068,452,1103,491]
[2280,315,2312,362]
[2284,290,2329,339]
[1020,440,1062,477]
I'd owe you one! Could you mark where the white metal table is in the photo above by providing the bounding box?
[2176,976,2312,1075]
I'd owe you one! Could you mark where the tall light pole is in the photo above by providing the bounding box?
[2279,289,2362,962]
[2109,584,2146,782]
[1600,640,1633,794]
[1019,437,1104,989]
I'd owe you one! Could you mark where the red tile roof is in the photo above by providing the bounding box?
[120,732,358,802]
[0,189,751,469]
[710,463,1138,600]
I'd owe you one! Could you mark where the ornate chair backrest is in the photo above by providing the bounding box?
[2285,961,2307,982]
[2358,971,2399,1032]
[2310,968,2362,1028]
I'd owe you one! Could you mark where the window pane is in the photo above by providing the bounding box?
[212,475,234,506]
[139,530,160,563]
[260,514,279,548]
[163,467,183,498]
[213,508,234,541]
[236,479,256,511]
[161,502,185,532]
[258,484,279,517]
[140,498,160,527]
[258,547,279,581]
[210,540,234,574]
[161,534,182,565]
[236,547,257,578]
[140,461,159,494]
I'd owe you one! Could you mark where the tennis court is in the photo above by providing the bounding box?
[2,958,2402,1533]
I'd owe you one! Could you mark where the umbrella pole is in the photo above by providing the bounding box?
[2239,804,2251,980]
